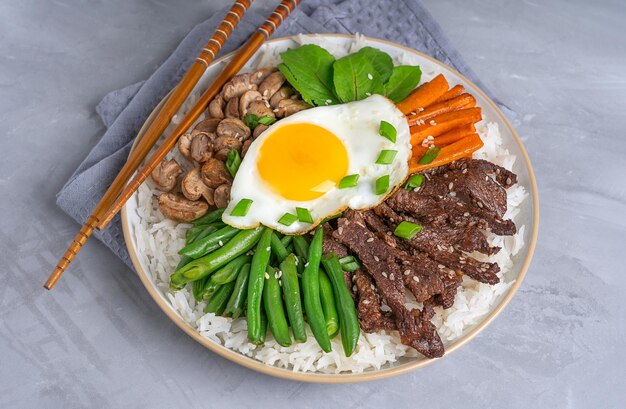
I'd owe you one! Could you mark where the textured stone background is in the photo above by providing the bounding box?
[1,1,624,408]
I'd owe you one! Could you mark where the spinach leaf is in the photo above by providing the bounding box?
[278,45,338,106]
[384,65,422,102]
[333,53,384,103]
[354,47,393,83]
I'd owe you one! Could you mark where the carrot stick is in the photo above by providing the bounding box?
[410,107,482,145]
[433,84,465,104]
[409,133,484,174]
[396,74,449,115]
[407,93,476,125]
[433,124,476,146]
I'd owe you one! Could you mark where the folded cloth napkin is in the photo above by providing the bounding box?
[57,0,512,271]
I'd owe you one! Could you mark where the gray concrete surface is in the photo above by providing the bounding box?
[1,0,625,408]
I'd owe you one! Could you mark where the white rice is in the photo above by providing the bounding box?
[130,35,528,374]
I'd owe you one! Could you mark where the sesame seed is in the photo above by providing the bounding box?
[477,202,484,208]
[294,256,299,266]
[417,107,424,112]
[275,271,280,279]
[410,111,417,115]
[450,192,457,197]
[266,246,271,251]
[362,299,371,305]
[273,108,279,113]
[304,262,310,267]
[338,227,344,235]
[353,285,357,292]
[365,92,372,96]
[382,272,388,278]
[496,169,501,174]
[448,183,454,190]
[371,284,375,290]
[219,240,224,246]
[404,269,411,276]
[374,256,380,262]
[264,272,270,279]
[389,273,395,280]
[367,73,373,80]
[438,264,445,269]
[429,120,437,126]
[485,176,489,181]
[279,280,282,286]
[412,276,419,282]
[464,212,470,217]
[325,99,332,104]
[462,168,468,174]
[366,237,374,243]
[506,177,512,185]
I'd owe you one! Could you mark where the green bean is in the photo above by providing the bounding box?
[246,229,273,344]
[258,309,268,344]
[292,235,309,274]
[319,269,339,338]
[192,208,225,226]
[301,227,331,352]
[186,225,216,244]
[263,266,291,347]
[321,253,360,357]
[176,255,193,272]
[280,254,307,342]
[280,235,293,247]
[270,232,290,263]
[205,281,236,315]
[179,226,239,259]
[211,254,250,284]
[224,264,250,318]
[170,227,265,290]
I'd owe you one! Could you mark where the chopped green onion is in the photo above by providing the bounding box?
[375,175,390,195]
[225,149,242,177]
[379,121,397,143]
[258,115,277,126]
[295,207,314,223]
[338,174,359,189]
[339,256,356,264]
[341,262,360,272]
[393,221,422,239]
[321,212,343,223]
[230,199,253,217]
[418,147,441,164]
[375,149,398,165]
[278,212,298,226]
[243,114,276,129]
[404,174,425,190]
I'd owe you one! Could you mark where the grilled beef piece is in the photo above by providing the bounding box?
[420,159,511,217]
[334,214,444,358]
[374,203,500,285]
[435,270,464,308]
[353,270,396,332]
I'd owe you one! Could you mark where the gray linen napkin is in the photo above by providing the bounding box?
[57,0,511,271]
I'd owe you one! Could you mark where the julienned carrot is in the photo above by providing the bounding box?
[409,133,484,174]
[396,74,449,115]
[433,124,476,146]
[410,107,482,145]
[433,84,465,104]
[407,93,476,125]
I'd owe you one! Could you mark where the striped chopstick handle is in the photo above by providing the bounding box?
[197,0,253,66]
[257,0,300,39]
[44,215,99,289]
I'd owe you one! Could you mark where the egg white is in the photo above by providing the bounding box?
[222,94,411,234]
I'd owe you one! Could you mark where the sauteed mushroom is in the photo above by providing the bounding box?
[253,124,269,139]
[217,118,251,140]
[214,184,231,209]
[239,90,263,117]
[192,118,220,135]
[221,74,256,101]
[208,94,225,119]
[258,71,285,99]
[250,67,276,85]
[178,133,193,161]
[181,168,215,205]
[269,86,294,108]
[189,133,213,163]
[151,159,183,192]
[214,136,242,161]
[276,99,310,118]
[157,192,208,222]
[201,158,233,188]
[225,96,240,118]
[246,100,275,119]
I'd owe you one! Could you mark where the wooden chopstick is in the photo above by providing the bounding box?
[96,0,300,231]
[44,0,254,290]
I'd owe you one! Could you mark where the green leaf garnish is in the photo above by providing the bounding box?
[295,207,314,224]
[375,150,398,165]
[384,65,422,102]
[230,199,253,217]
[338,174,360,189]
[278,45,339,106]
[393,221,422,239]
[379,121,397,143]
[333,52,384,103]
[355,47,394,83]
[375,175,390,195]
[404,174,425,190]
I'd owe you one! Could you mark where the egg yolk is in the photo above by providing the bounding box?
[257,123,349,201]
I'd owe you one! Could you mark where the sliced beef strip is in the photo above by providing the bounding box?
[421,162,508,217]
[374,204,500,285]
[354,270,396,333]
[434,270,463,309]
[334,215,444,358]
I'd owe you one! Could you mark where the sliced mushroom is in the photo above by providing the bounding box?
[258,71,285,99]
[253,124,269,139]
[269,86,294,108]
[225,96,240,118]
[157,192,208,222]
[239,90,263,117]
[241,139,253,157]
[214,136,243,161]
[151,159,183,192]
[246,100,275,119]
[178,133,193,161]
[276,99,310,118]
[221,74,256,101]
[181,168,215,205]
[216,118,251,140]
[208,94,225,119]
[192,118,221,135]
[214,184,231,209]
[190,133,213,163]
[201,158,233,188]
[250,67,277,85]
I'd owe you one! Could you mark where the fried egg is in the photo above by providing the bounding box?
[222,94,411,234]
